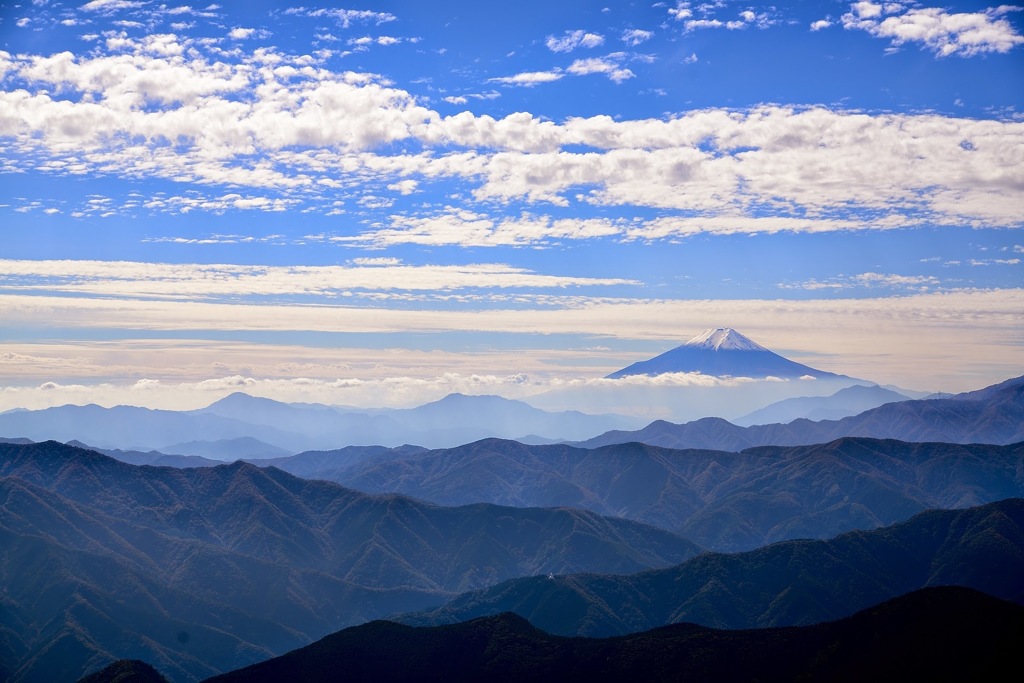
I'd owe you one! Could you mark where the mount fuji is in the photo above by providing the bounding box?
[606,328,850,380]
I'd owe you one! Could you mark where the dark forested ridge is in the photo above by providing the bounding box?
[78,660,170,683]
[0,441,699,682]
[266,436,1024,551]
[203,587,1024,683]
[400,499,1024,636]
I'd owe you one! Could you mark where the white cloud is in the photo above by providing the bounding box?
[454,107,1024,228]
[1,288,1021,397]
[491,55,636,86]
[625,214,903,240]
[142,232,285,245]
[133,193,296,215]
[227,27,270,40]
[489,70,565,86]
[850,1,884,21]
[348,35,406,49]
[667,1,776,32]
[668,3,693,21]
[80,0,146,12]
[1,38,1022,235]
[842,2,1024,56]
[546,30,605,52]
[350,257,403,266]
[386,179,419,195]
[684,19,724,30]
[566,57,635,82]
[621,28,653,45]
[0,370,555,412]
[780,272,941,291]
[337,209,626,247]
[810,19,832,31]
[0,258,637,300]
[284,7,396,28]
[969,258,1021,266]
[678,9,771,32]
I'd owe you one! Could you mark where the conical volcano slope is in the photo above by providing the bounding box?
[607,328,848,380]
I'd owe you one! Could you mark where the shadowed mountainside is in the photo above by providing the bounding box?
[399,499,1024,636]
[0,441,699,683]
[264,436,1024,551]
[203,587,1023,683]
[78,660,170,683]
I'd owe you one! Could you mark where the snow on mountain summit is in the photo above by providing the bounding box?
[605,328,851,381]
[685,328,769,352]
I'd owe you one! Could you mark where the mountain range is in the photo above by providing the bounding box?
[398,499,1024,635]
[7,335,1008,458]
[581,374,1024,450]
[733,383,910,426]
[158,437,293,460]
[246,436,1024,551]
[0,441,698,682]
[198,586,1022,683]
[0,329,890,455]
[3,340,1022,682]
[0,392,643,454]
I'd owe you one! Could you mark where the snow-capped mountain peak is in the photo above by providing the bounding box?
[605,327,850,380]
[685,328,769,352]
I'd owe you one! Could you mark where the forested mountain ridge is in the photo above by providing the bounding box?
[0,441,699,682]
[399,498,1024,636]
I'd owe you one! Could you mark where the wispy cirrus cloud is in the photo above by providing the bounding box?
[1,288,1021,395]
[332,209,626,248]
[142,234,287,245]
[779,272,942,291]
[0,258,638,301]
[968,258,1021,266]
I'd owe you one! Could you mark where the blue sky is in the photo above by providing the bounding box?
[0,0,1022,413]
